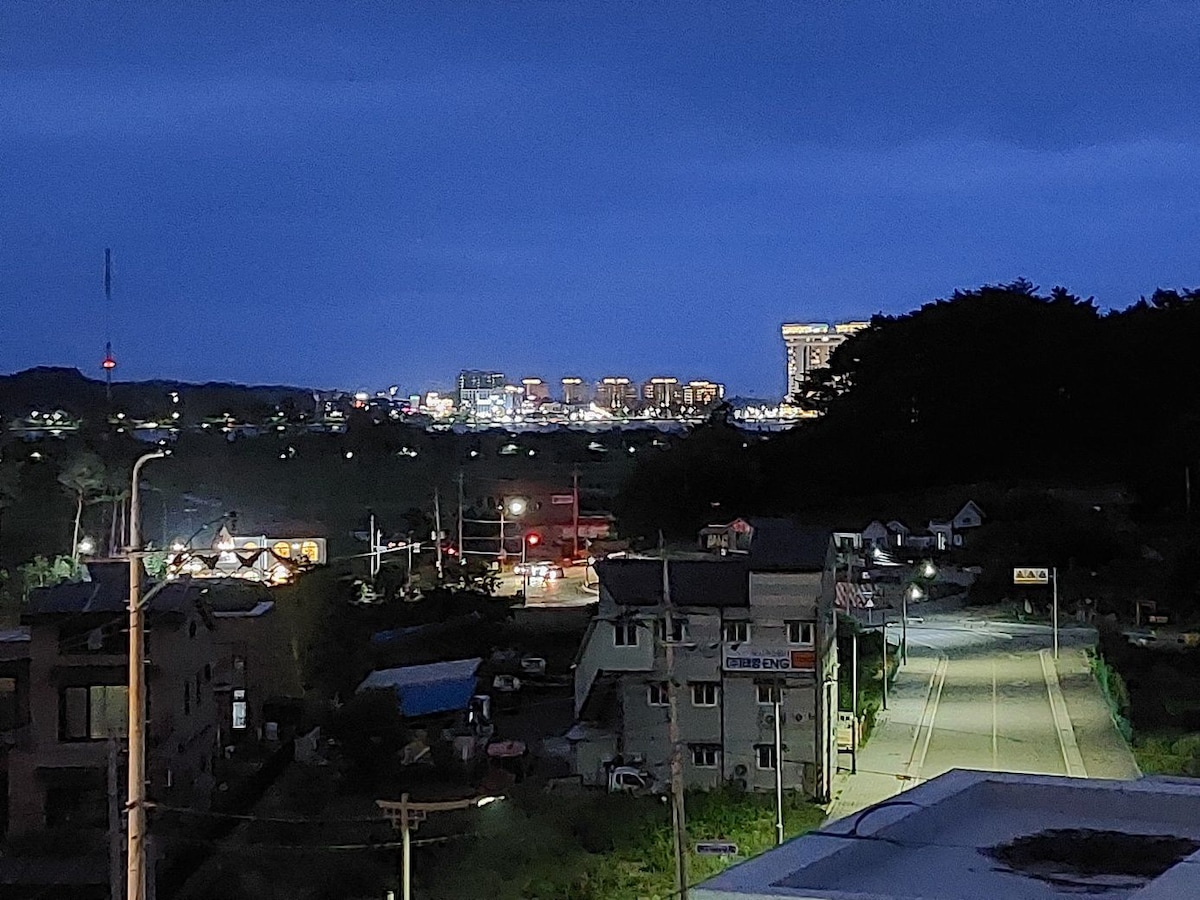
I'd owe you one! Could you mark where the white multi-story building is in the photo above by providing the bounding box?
[781,321,869,401]
[571,521,838,801]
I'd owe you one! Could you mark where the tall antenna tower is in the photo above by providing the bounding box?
[101,248,117,404]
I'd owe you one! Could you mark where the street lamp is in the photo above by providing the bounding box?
[76,536,96,557]
[902,584,925,663]
[498,496,526,563]
[127,448,167,900]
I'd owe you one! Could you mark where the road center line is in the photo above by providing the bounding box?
[915,656,949,780]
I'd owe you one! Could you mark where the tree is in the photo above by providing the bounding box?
[0,458,21,544]
[57,452,106,558]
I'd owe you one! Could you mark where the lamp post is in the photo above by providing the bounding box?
[127,449,167,900]
[498,496,526,566]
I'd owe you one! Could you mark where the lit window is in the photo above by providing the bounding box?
[786,621,814,645]
[691,683,718,707]
[756,684,781,705]
[300,540,319,562]
[647,682,668,706]
[755,744,777,770]
[272,541,291,559]
[613,623,639,647]
[691,745,719,768]
[722,621,749,643]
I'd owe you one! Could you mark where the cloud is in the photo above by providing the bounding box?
[680,137,1200,199]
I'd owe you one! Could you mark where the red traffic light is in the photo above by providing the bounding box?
[525,533,540,547]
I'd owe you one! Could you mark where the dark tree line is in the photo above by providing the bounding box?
[617,281,1200,537]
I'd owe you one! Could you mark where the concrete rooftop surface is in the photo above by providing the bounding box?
[694,770,1200,900]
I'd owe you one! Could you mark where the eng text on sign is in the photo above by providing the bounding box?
[1013,567,1050,585]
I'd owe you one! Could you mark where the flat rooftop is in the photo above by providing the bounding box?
[694,770,1200,900]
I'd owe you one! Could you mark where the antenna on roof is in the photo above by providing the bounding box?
[101,249,117,404]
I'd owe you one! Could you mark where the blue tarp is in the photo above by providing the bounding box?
[356,657,482,717]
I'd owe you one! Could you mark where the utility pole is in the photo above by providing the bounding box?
[773,688,784,845]
[850,632,858,775]
[378,793,498,900]
[368,512,379,578]
[1052,566,1059,661]
[456,471,465,568]
[433,487,444,581]
[881,618,888,710]
[662,556,689,900]
[405,534,414,593]
[572,465,580,560]
[108,737,122,900]
[1187,464,1192,518]
[128,449,165,900]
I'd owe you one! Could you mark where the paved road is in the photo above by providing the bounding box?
[497,567,598,608]
[827,613,1139,823]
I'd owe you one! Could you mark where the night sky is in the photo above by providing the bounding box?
[3,2,1198,397]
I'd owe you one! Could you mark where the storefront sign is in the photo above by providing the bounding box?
[723,648,815,672]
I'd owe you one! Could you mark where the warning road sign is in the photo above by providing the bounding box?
[1013,567,1050,585]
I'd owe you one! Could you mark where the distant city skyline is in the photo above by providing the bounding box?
[4,3,1199,395]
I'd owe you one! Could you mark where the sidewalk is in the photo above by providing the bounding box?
[1056,647,1141,780]
[824,649,940,824]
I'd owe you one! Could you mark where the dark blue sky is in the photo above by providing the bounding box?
[3,2,1199,397]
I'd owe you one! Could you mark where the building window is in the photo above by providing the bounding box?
[756,684,781,705]
[691,745,720,769]
[691,682,718,707]
[755,744,778,770]
[613,622,639,647]
[232,688,247,729]
[647,682,669,707]
[722,621,749,644]
[60,685,128,740]
[786,621,814,646]
[658,617,687,643]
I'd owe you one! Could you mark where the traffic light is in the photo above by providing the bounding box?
[525,532,540,547]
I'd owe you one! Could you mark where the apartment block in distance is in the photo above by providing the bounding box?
[781,321,869,401]
[571,520,837,801]
[561,377,589,405]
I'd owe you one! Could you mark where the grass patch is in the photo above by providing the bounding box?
[420,785,825,900]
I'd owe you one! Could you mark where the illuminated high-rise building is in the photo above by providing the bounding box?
[781,321,869,400]
[641,377,682,409]
[521,377,550,402]
[561,377,588,405]
[595,377,637,411]
[682,380,725,407]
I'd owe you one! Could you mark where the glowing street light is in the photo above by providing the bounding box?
[76,536,96,556]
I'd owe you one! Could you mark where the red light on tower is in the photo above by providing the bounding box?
[102,355,117,370]
[525,532,540,547]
